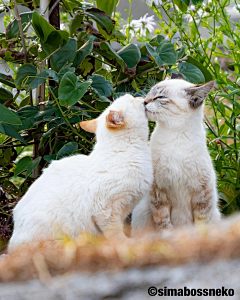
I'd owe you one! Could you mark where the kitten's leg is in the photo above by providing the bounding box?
[93,209,127,240]
[192,183,221,224]
[131,194,155,237]
[150,185,173,229]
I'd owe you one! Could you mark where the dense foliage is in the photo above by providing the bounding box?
[0,0,239,244]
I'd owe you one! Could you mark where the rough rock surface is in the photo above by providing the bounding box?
[0,259,239,300]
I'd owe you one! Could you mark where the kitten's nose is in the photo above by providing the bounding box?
[144,101,148,106]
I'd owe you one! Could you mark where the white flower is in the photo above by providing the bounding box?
[146,0,162,6]
[131,13,156,35]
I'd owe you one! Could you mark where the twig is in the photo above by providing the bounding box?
[0,141,39,150]
[113,55,189,88]
[13,1,28,63]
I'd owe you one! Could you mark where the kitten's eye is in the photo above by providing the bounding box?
[153,96,167,101]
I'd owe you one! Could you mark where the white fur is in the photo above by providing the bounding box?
[9,95,153,251]
[132,79,221,235]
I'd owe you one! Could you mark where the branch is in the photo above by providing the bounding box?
[113,55,189,88]
[0,48,34,61]
[0,141,39,150]
[13,0,28,62]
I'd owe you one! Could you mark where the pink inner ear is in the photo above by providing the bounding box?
[106,110,124,128]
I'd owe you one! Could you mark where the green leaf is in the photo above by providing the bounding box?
[117,44,141,69]
[0,88,13,104]
[146,43,163,66]
[25,157,42,178]
[158,43,177,65]
[192,0,204,4]
[186,56,213,82]
[96,0,120,17]
[15,64,37,90]
[50,38,77,72]
[17,105,39,119]
[19,96,30,108]
[39,127,56,149]
[7,12,33,39]
[59,72,91,106]
[56,142,78,159]
[177,45,187,59]
[14,156,32,176]
[32,11,56,43]
[44,69,60,83]
[44,154,56,163]
[69,14,83,37]
[72,40,93,69]
[90,74,113,97]
[28,71,48,90]
[0,104,22,125]
[0,74,15,88]
[0,123,26,143]
[178,62,205,83]
[85,8,115,34]
[95,100,110,111]
[173,0,189,12]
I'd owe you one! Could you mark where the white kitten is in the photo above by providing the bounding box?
[132,78,221,235]
[9,94,153,251]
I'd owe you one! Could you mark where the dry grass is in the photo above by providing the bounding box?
[1,215,240,283]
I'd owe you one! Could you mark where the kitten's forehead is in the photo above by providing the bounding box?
[151,79,194,94]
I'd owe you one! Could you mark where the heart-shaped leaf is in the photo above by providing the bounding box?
[59,72,91,106]
[117,44,141,69]
[50,38,77,72]
[178,62,205,83]
[89,74,113,97]
[159,43,177,65]
[15,64,37,90]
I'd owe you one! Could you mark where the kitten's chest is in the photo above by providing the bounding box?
[151,143,202,190]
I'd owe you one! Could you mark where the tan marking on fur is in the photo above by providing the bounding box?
[106,110,125,129]
[150,184,172,228]
[169,99,188,113]
[80,119,97,133]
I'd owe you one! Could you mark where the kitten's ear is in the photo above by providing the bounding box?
[106,110,124,129]
[171,72,185,80]
[80,119,97,133]
[184,80,214,109]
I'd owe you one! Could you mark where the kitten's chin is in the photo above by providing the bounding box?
[145,110,158,122]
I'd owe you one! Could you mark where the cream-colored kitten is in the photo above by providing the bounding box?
[9,94,153,251]
[132,78,221,235]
